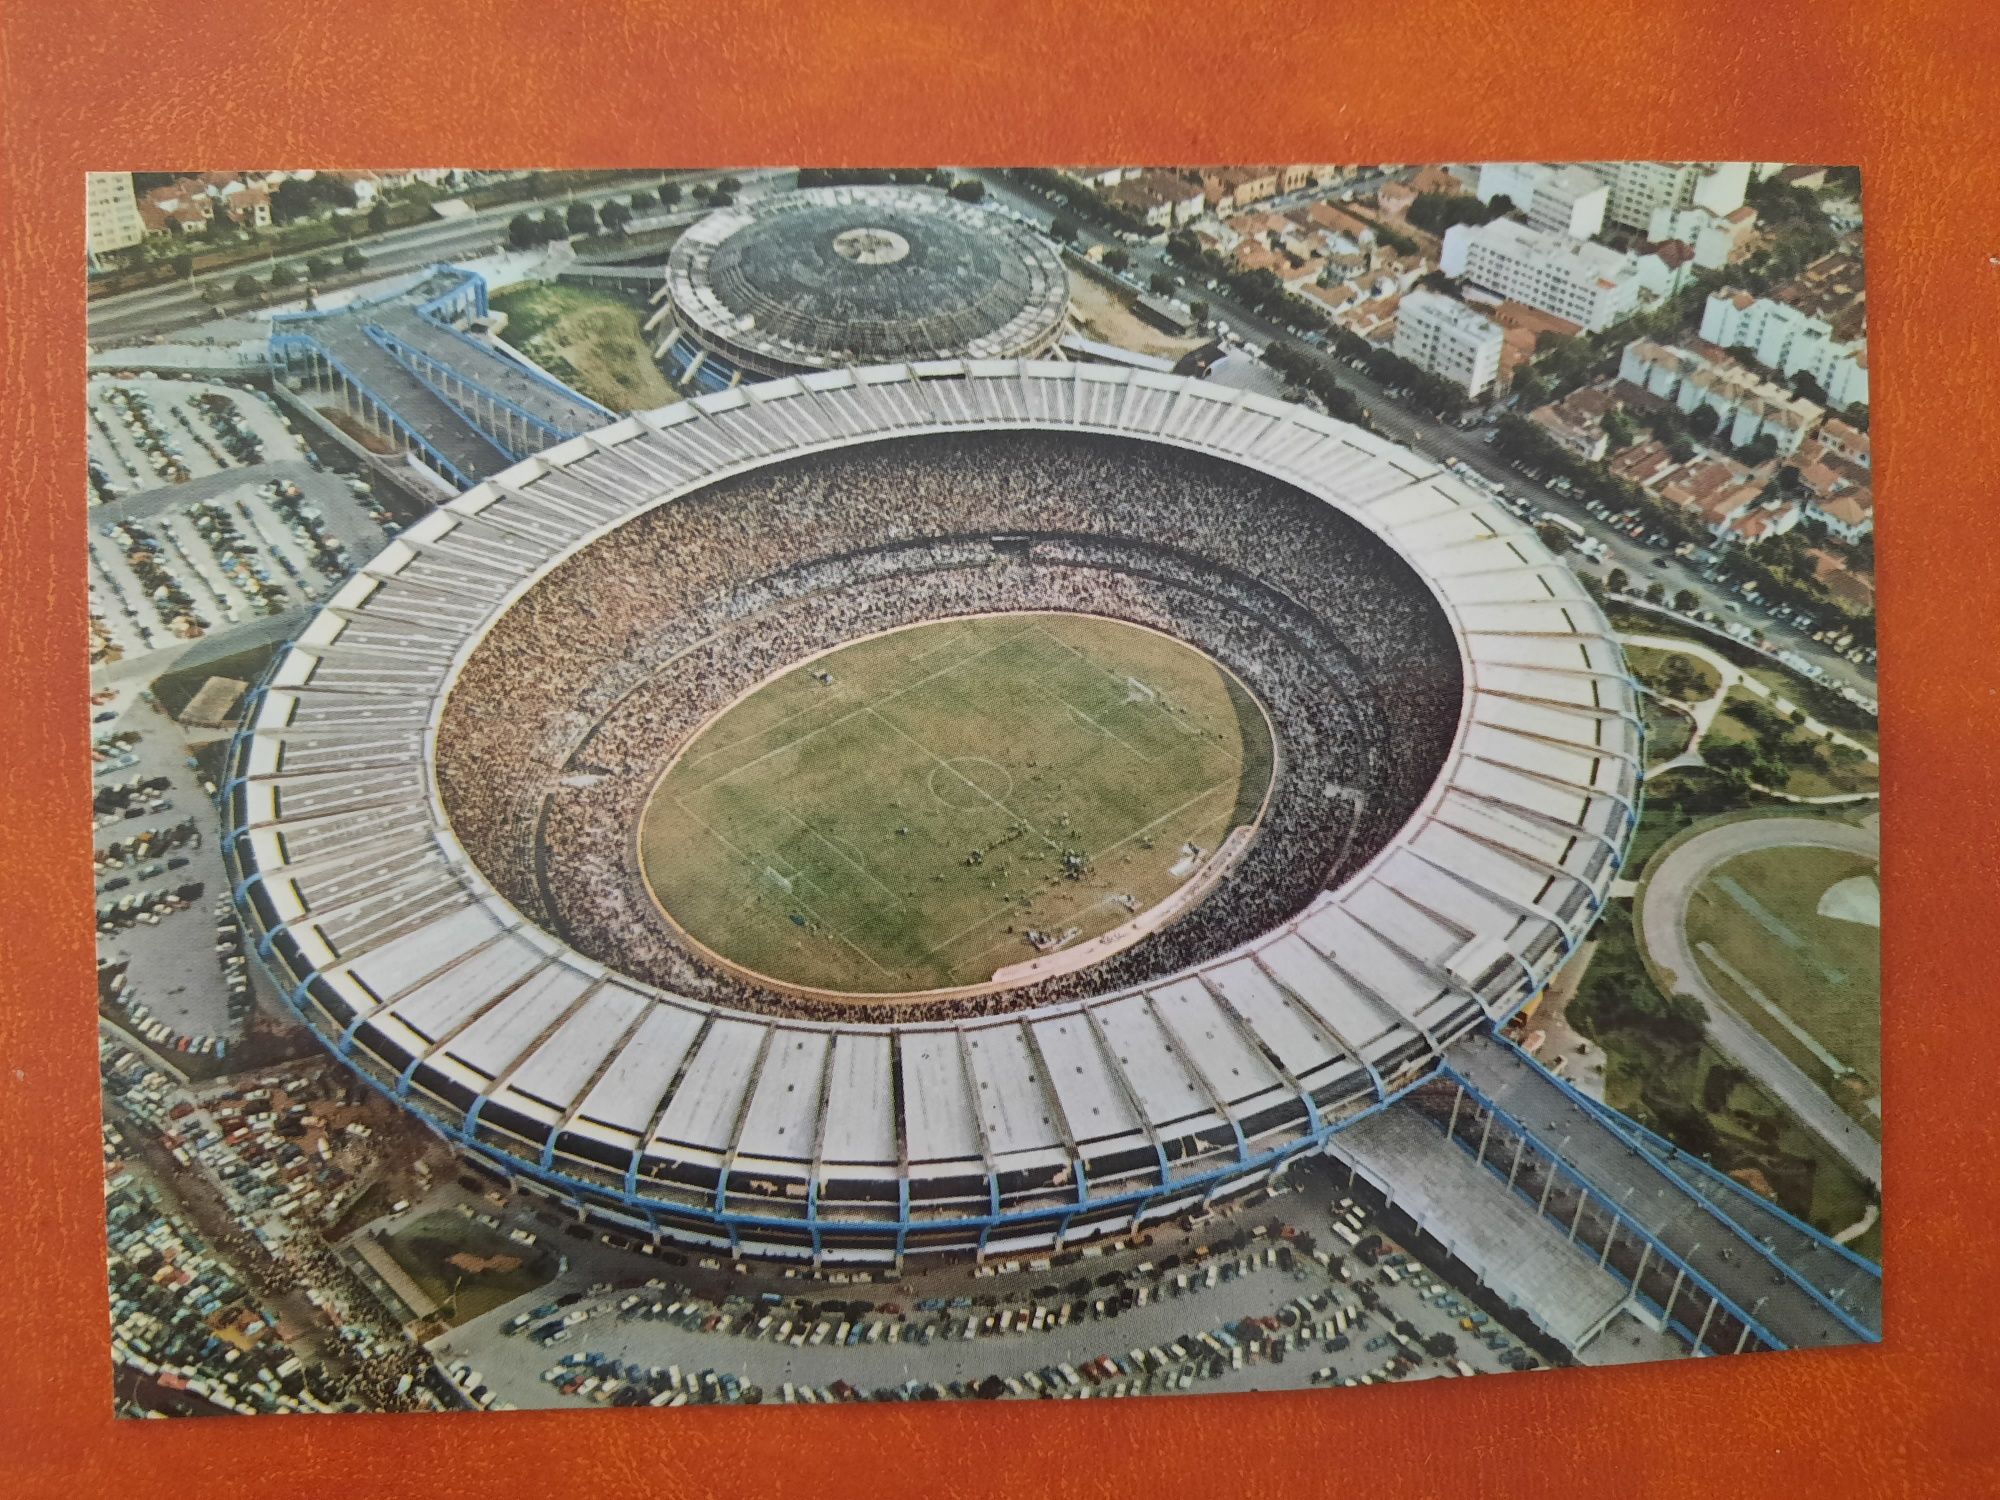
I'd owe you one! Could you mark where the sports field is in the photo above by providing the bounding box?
[1684,844,1881,1097]
[638,613,1275,996]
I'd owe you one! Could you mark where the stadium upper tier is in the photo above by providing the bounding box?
[662,187,1071,381]
[223,361,1643,1264]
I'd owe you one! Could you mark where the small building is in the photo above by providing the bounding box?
[1133,294,1197,336]
[178,676,248,729]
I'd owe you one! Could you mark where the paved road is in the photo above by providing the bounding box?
[1638,815,1882,1184]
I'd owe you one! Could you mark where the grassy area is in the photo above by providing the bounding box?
[1625,644,1721,703]
[640,613,1272,995]
[1704,688,1878,798]
[1685,844,1881,1117]
[377,1211,555,1327]
[487,282,678,414]
[1629,768,1783,874]
[149,641,284,720]
[1570,899,1877,1239]
[1642,698,1695,767]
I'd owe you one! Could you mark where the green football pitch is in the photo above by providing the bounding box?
[637,612,1275,997]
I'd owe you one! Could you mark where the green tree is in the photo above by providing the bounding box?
[1101,246,1130,274]
[566,201,599,236]
[1686,405,1719,439]
[367,199,390,235]
[1148,270,1174,296]
[948,178,986,203]
[304,254,333,281]
[1602,408,1638,452]
[1189,298,1210,323]
[601,201,633,235]
[717,174,742,194]
[232,273,262,300]
[1048,217,1078,244]
[1606,567,1630,595]
[659,181,682,208]
[1674,588,1699,613]
[170,251,195,282]
[268,262,296,290]
[508,213,538,250]
[341,246,366,273]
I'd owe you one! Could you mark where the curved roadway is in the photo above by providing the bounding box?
[1639,814,1881,1184]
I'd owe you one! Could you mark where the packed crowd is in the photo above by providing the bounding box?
[435,430,1463,1022]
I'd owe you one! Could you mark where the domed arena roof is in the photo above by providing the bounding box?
[664,186,1072,375]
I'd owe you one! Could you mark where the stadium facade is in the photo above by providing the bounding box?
[659,186,1071,391]
[222,361,1643,1265]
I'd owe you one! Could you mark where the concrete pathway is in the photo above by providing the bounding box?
[1637,814,1881,1185]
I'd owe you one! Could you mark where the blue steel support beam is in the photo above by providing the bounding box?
[1436,1062,1791,1351]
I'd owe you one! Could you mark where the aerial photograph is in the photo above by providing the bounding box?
[83,160,1881,1418]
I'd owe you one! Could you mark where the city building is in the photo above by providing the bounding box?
[1819,415,1871,468]
[1198,166,1281,212]
[1474,162,1609,240]
[1103,169,1205,229]
[1440,218,1643,332]
[1528,386,1627,462]
[1699,288,1869,410]
[1644,202,1759,270]
[1650,452,1797,545]
[1392,290,1504,398]
[1635,239,1697,299]
[86,171,147,259]
[1619,337,1825,455]
[1587,161,1751,232]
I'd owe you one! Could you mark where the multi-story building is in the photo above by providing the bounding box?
[1588,161,1751,233]
[1392,290,1504,398]
[1645,202,1759,270]
[1440,218,1643,331]
[1103,169,1206,229]
[1198,166,1281,213]
[85,172,147,259]
[1619,337,1824,455]
[1700,289,1869,410]
[1474,162,1609,240]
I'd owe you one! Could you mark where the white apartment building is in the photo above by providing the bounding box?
[1588,161,1751,232]
[86,171,146,259]
[1474,162,1609,240]
[1620,337,1825,455]
[1392,290,1504,398]
[1645,202,1758,270]
[1440,218,1643,331]
[1700,289,1869,410]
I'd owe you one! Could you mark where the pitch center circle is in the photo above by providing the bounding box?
[831,226,912,264]
[928,756,1014,810]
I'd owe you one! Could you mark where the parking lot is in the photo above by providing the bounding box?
[427,1163,1549,1411]
[92,685,251,1052]
[86,374,396,666]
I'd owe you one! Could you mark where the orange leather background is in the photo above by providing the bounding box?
[4,2,1998,1495]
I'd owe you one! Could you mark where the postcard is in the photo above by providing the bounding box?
[86,161,1878,1416]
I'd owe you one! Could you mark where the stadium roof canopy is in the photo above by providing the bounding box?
[664,186,1072,376]
[225,361,1642,1258]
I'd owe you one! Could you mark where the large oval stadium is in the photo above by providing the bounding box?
[659,185,1072,388]
[222,361,1641,1265]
